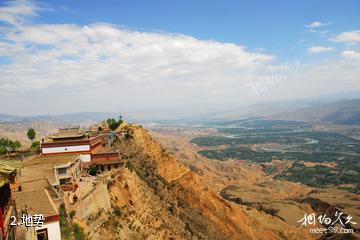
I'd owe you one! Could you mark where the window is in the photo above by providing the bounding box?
[57,168,67,175]
[36,229,48,240]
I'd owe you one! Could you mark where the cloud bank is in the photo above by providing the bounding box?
[342,50,360,59]
[0,1,359,117]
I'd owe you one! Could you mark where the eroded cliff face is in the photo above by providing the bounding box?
[86,125,316,240]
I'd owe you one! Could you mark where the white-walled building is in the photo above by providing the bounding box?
[53,155,81,185]
[13,189,61,240]
[40,127,104,164]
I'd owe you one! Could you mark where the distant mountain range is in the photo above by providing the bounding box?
[176,98,360,126]
[271,99,360,124]
[0,112,119,124]
[2,95,360,126]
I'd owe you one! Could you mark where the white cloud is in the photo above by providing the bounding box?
[1,23,274,93]
[307,46,334,54]
[0,1,278,115]
[305,21,331,28]
[342,50,360,60]
[0,1,359,117]
[0,0,38,26]
[330,30,360,43]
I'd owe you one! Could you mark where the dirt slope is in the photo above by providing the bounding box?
[87,125,316,239]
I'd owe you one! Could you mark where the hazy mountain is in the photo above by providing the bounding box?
[0,113,21,122]
[0,112,119,124]
[2,91,360,125]
[271,99,360,124]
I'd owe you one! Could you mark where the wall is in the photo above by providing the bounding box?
[42,144,90,154]
[35,221,61,240]
[80,154,91,162]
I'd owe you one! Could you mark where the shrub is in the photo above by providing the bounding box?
[113,207,121,216]
[31,140,40,152]
[69,210,76,219]
[89,166,97,176]
[73,223,85,240]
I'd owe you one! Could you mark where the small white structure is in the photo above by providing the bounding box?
[35,220,61,240]
[53,155,81,185]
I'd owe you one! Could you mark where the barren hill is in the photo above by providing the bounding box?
[83,124,315,240]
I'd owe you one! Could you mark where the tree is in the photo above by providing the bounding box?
[31,140,40,152]
[0,138,7,154]
[27,128,36,142]
[106,116,124,131]
[10,140,21,152]
[106,118,117,131]
[0,138,21,157]
[89,167,98,176]
[119,115,123,125]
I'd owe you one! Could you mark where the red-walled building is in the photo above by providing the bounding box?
[0,160,18,240]
[40,127,126,172]
[90,146,124,172]
[40,127,105,163]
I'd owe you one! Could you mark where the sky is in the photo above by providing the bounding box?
[0,0,359,117]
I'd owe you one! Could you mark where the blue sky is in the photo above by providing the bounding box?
[0,0,359,116]
[39,0,360,60]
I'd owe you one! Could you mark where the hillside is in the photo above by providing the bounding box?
[271,99,360,124]
[151,126,360,240]
[80,124,315,240]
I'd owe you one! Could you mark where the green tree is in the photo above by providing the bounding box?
[10,140,21,152]
[106,118,117,131]
[0,138,21,157]
[0,138,7,154]
[27,128,36,142]
[118,115,123,125]
[31,140,40,152]
[89,166,98,176]
[106,116,124,131]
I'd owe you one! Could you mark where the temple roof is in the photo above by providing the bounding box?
[48,133,85,139]
[0,159,21,188]
[0,159,21,175]
[23,154,80,166]
[93,146,118,154]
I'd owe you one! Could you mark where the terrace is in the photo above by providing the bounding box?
[21,154,81,186]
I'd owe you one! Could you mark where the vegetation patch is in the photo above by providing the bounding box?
[192,119,360,192]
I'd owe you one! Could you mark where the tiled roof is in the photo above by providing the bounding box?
[0,159,21,187]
